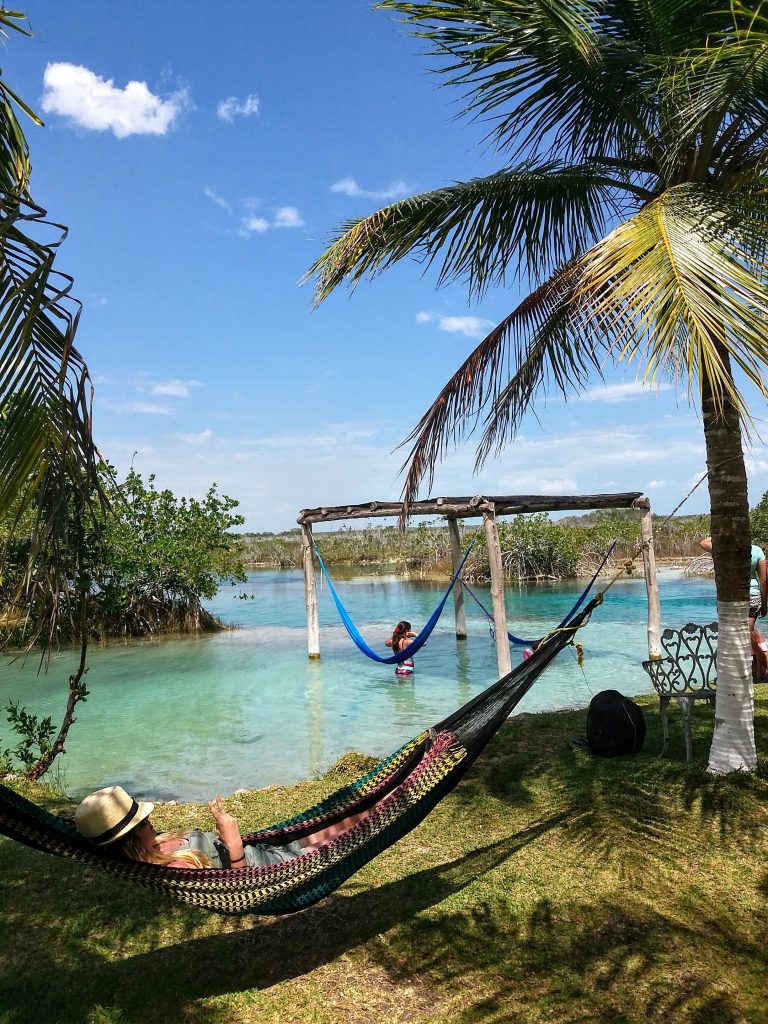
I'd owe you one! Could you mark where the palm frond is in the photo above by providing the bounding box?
[575,185,768,421]
[0,10,32,41]
[397,261,600,507]
[599,0,716,56]
[0,73,101,649]
[654,4,768,179]
[309,162,618,304]
[377,0,662,166]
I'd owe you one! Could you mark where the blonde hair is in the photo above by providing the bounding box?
[120,828,213,869]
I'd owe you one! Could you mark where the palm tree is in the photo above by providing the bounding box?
[0,11,100,645]
[308,0,768,773]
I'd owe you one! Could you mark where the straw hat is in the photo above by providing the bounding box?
[74,785,154,845]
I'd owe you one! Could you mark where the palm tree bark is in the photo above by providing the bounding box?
[703,348,756,772]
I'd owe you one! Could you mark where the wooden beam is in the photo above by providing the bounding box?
[447,517,467,639]
[297,492,644,525]
[483,507,512,677]
[301,524,320,659]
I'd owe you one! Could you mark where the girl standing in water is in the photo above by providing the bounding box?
[387,619,417,677]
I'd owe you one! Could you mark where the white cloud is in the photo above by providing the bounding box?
[439,316,494,339]
[242,425,379,450]
[204,187,232,214]
[98,411,714,533]
[41,62,187,138]
[217,94,260,122]
[149,379,201,398]
[331,176,411,201]
[578,381,672,403]
[238,206,305,235]
[273,206,304,229]
[101,399,172,415]
[497,469,579,493]
[241,215,269,235]
[173,429,213,445]
[416,311,494,339]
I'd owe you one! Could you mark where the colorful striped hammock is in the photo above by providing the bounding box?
[313,542,475,663]
[0,594,598,916]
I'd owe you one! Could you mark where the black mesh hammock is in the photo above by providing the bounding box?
[0,597,599,916]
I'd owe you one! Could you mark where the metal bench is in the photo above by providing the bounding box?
[641,622,717,761]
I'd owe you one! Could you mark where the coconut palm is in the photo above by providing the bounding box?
[308,0,768,772]
[0,11,99,645]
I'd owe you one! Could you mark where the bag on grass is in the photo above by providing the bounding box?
[586,690,646,757]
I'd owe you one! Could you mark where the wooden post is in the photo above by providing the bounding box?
[301,524,320,659]
[448,516,467,639]
[636,497,661,659]
[483,507,512,677]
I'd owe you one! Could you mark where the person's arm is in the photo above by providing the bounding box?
[759,556,767,618]
[699,536,713,554]
[208,795,246,866]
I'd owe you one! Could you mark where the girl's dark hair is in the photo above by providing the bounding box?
[391,620,411,651]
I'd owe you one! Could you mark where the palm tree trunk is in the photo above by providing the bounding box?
[703,352,756,773]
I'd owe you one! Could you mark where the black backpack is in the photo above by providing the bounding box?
[586,690,646,757]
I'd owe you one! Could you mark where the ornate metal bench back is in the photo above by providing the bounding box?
[642,621,718,695]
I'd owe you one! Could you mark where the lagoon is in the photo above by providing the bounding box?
[0,567,716,803]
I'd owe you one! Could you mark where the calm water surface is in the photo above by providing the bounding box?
[0,567,716,802]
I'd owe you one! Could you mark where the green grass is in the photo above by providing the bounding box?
[3,690,768,1024]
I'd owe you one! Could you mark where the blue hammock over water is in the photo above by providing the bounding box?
[461,541,617,647]
[314,542,475,664]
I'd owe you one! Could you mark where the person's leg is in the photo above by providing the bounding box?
[299,808,371,849]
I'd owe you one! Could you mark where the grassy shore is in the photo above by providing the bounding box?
[2,691,768,1024]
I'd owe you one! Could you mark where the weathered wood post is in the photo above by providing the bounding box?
[300,522,320,659]
[447,516,467,640]
[635,496,661,660]
[483,505,512,677]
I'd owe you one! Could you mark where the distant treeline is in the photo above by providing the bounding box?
[235,509,714,583]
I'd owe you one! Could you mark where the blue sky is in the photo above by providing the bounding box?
[8,2,767,531]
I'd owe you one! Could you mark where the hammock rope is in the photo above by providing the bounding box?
[314,541,475,664]
[0,594,599,916]
[460,541,616,647]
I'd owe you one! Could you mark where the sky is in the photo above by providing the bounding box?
[7,2,768,532]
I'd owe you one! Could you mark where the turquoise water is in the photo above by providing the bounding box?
[0,568,716,803]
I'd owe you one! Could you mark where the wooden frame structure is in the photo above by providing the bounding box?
[298,492,661,676]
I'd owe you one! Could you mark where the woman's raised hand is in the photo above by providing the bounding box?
[208,795,240,846]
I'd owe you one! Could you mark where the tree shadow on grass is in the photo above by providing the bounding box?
[0,815,565,1024]
[369,889,768,1024]
[448,693,768,886]
[5,694,768,1023]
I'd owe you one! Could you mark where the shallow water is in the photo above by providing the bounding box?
[0,567,716,802]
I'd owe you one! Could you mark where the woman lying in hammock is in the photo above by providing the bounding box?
[74,786,372,870]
